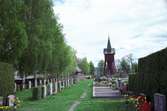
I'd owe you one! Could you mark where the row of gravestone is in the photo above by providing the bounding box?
[14,77,76,92]
[32,78,76,99]
[0,78,76,108]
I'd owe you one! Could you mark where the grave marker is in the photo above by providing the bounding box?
[154,93,166,111]
[28,81,31,89]
[8,95,15,107]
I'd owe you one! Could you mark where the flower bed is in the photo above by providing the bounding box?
[126,95,151,111]
[0,96,21,111]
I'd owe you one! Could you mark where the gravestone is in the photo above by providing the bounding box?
[54,81,58,93]
[28,81,31,89]
[34,78,38,87]
[0,96,3,105]
[49,82,53,95]
[68,79,70,87]
[154,93,166,111]
[14,83,17,92]
[39,80,42,85]
[22,76,25,89]
[71,78,74,85]
[66,79,68,87]
[8,95,15,107]
[42,85,47,98]
[62,80,65,89]
[59,81,62,91]
[47,84,50,95]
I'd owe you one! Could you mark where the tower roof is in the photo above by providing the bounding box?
[107,37,111,49]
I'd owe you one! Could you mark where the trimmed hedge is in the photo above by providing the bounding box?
[32,86,42,100]
[0,62,14,97]
[129,47,167,101]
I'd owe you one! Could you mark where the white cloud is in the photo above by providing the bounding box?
[54,0,167,66]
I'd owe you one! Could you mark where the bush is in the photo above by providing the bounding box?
[129,47,167,103]
[32,86,42,100]
[0,62,14,97]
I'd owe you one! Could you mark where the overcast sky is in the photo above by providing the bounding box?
[53,0,167,66]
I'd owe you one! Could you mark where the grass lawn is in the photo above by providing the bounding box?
[16,80,136,111]
[16,80,91,111]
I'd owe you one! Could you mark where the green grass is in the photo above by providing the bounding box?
[16,80,91,111]
[16,80,136,111]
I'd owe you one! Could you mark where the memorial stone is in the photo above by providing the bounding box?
[8,95,15,107]
[154,93,166,111]
[49,82,53,95]
[42,85,47,98]
[0,96,3,105]
[55,81,58,93]
[59,81,62,91]
[28,81,31,89]
[67,79,70,87]
[14,83,17,92]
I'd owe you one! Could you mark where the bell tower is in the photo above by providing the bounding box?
[103,37,116,76]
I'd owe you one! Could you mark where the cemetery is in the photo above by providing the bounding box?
[0,37,167,111]
[0,0,167,111]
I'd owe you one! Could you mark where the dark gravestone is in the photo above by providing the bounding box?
[154,93,166,111]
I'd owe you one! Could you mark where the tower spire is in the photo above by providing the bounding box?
[107,36,111,49]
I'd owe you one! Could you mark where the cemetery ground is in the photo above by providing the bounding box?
[16,79,135,111]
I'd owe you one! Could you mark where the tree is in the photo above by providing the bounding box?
[78,58,90,74]
[127,54,134,73]
[97,60,104,76]
[0,0,77,80]
[120,58,130,74]
[132,62,138,73]
[89,61,95,75]
[0,0,28,65]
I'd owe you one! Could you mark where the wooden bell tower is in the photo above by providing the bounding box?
[103,37,116,76]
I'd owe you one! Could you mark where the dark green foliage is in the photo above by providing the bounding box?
[32,86,42,100]
[78,58,90,75]
[120,58,130,74]
[0,0,77,78]
[97,60,104,76]
[128,74,136,91]
[0,62,14,97]
[89,61,95,75]
[129,47,167,101]
[0,0,28,65]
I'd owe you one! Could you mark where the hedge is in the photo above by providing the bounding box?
[129,47,167,101]
[0,62,14,97]
[32,86,42,100]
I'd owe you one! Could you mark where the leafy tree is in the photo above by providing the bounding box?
[132,62,138,73]
[0,0,28,65]
[120,58,130,74]
[0,0,78,81]
[89,61,95,75]
[78,58,90,74]
[97,60,104,76]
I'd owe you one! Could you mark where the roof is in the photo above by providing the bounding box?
[107,37,111,49]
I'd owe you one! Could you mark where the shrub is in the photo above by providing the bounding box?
[129,47,167,103]
[32,86,42,100]
[0,62,14,97]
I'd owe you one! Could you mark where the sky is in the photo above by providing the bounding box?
[53,0,167,66]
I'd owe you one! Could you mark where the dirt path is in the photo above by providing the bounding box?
[68,91,87,111]
[68,101,80,111]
